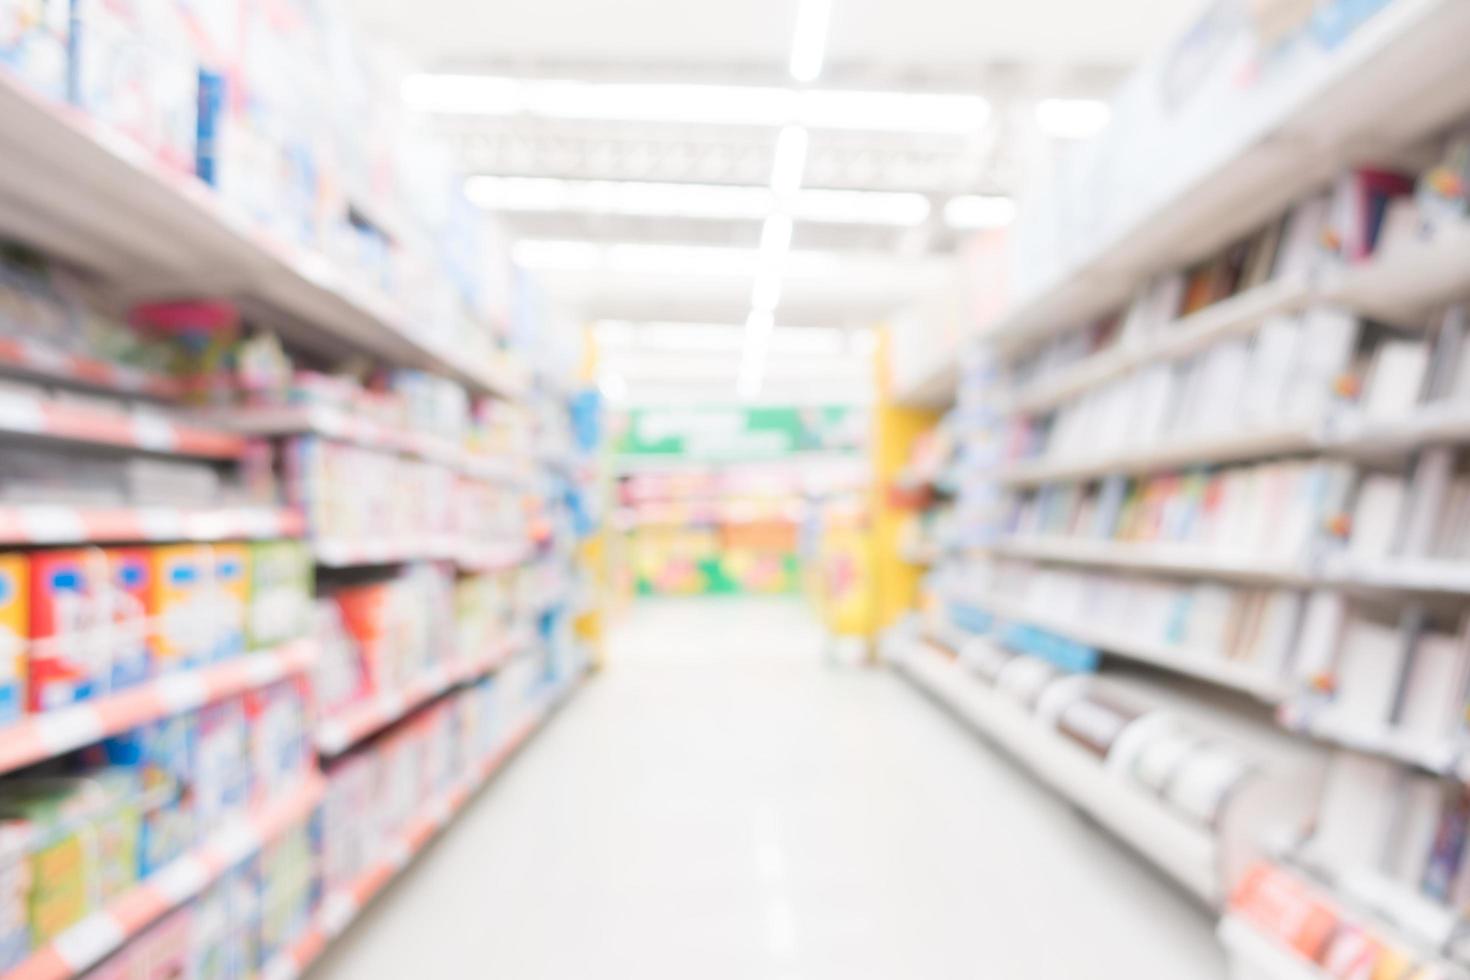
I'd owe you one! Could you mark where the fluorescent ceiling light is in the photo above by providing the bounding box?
[797,89,988,134]
[1036,98,1111,139]
[759,214,794,258]
[514,239,846,277]
[751,272,782,313]
[795,188,929,225]
[594,321,847,356]
[789,0,832,83]
[406,74,990,136]
[466,177,774,221]
[467,176,929,227]
[770,127,809,198]
[739,310,776,398]
[944,195,1017,229]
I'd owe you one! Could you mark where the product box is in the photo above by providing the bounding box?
[97,713,196,875]
[0,820,31,972]
[246,540,312,650]
[29,549,111,710]
[105,548,153,690]
[69,0,199,172]
[209,543,248,661]
[194,697,249,826]
[0,0,70,101]
[255,819,318,966]
[243,677,310,804]
[0,554,27,724]
[149,544,213,670]
[0,771,140,946]
[193,862,258,980]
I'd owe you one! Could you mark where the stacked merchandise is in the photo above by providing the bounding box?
[0,7,599,977]
[899,78,1470,969]
[948,558,1303,698]
[893,419,957,567]
[0,0,517,365]
[1003,458,1353,570]
[0,674,317,974]
[891,610,1316,903]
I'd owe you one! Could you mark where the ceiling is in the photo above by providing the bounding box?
[353,0,1203,404]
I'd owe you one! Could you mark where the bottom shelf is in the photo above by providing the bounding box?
[10,775,325,980]
[891,633,1221,905]
[262,675,585,980]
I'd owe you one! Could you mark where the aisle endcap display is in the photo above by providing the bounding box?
[6,774,324,980]
[0,507,306,547]
[0,638,316,778]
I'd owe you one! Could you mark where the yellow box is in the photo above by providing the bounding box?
[150,545,212,669]
[0,555,26,723]
[211,544,249,661]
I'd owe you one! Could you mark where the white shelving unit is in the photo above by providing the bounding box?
[890,5,1470,977]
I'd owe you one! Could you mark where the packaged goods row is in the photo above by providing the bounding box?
[0,540,311,722]
[0,0,513,359]
[0,675,313,972]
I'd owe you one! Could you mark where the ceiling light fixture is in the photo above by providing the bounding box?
[405,74,989,135]
[738,310,776,399]
[466,176,929,227]
[1035,98,1112,140]
[789,0,832,84]
[943,194,1017,230]
[769,127,810,200]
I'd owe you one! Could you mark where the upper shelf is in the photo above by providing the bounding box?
[0,70,524,401]
[982,0,1470,355]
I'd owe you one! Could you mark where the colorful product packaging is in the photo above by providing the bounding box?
[209,544,249,662]
[149,544,213,671]
[104,548,153,690]
[0,0,70,100]
[29,549,111,710]
[246,541,312,650]
[192,862,258,980]
[194,698,249,826]
[96,714,196,876]
[254,819,318,966]
[0,770,140,946]
[243,677,311,804]
[0,554,27,724]
[0,820,30,972]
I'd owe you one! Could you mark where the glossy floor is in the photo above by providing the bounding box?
[312,597,1226,980]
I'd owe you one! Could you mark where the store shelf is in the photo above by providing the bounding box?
[312,536,533,571]
[1324,221,1470,326]
[999,425,1322,487]
[892,635,1219,904]
[315,638,526,757]
[265,677,584,980]
[202,405,534,484]
[0,638,316,777]
[980,0,1470,354]
[1277,701,1460,776]
[1008,276,1313,415]
[990,537,1316,586]
[0,69,523,401]
[7,774,324,980]
[0,337,179,398]
[1217,915,1327,980]
[957,591,1289,702]
[0,387,245,459]
[1325,556,1470,596]
[0,504,304,546]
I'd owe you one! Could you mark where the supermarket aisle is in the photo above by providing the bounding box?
[313,598,1225,980]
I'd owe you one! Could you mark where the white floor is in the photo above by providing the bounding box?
[312,598,1227,980]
